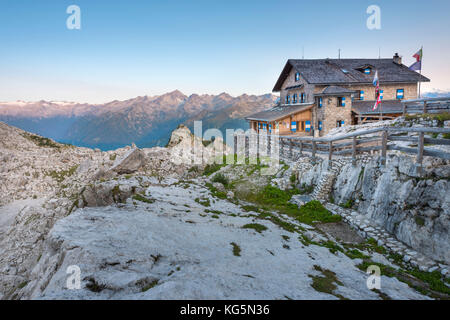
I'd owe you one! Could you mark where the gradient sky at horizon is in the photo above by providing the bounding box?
[1,0,449,103]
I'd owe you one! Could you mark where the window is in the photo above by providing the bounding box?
[295,72,300,82]
[318,97,323,108]
[291,121,297,132]
[336,120,345,128]
[305,121,311,132]
[338,97,346,107]
[293,93,297,104]
[300,93,306,103]
[380,90,384,100]
[318,121,323,131]
[364,68,371,74]
[286,95,291,104]
[396,89,404,100]
[359,90,364,101]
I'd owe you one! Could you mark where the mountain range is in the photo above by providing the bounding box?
[0,91,276,150]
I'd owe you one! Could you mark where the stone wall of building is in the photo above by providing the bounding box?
[316,95,353,136]
[280,68,315,104]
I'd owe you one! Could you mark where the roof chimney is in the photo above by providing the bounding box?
[393,53,402,65]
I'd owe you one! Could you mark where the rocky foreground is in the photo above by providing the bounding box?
[0,121,449,300]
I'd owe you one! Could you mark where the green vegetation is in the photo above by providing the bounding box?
[141,280,159,292]
[298,183,314,195]
[443,133,450,139]
[344,248,369,260]
[241,205,259,212]
[340,199,354,209]
[132,194,155,204]
[46,165,79,183]
[109,154,117,161]
[242,223,268,233]
[205,209,222,215]
[406,269,450,295]
[211,173,229,187]
[309,265,346,299]
[17,281,28,289]
[195,197,211,207]
[21,133,62,149]
[230,242,241,256]
[405,112,450,126]
[290,174,296,184]
[235,185,339,226]
[205,182,227,199]
[296,201,342,225]
[203,162,226,176]
[415,216,425,227]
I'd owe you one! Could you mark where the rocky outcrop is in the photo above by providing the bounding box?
[110,148,147,174]
[297,155,450,265]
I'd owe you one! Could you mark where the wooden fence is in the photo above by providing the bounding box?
[402,97,450,115]
[234,127,450,169]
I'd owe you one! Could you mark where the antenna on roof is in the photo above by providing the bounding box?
[378,47,381,59]
[338,49,341,59]
[302,46,304,59]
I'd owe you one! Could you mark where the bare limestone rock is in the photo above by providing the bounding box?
[110,148,146,174]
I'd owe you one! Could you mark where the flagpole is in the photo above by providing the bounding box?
[418,46,423,99]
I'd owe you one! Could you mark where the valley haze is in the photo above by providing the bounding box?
[0,90,276,150]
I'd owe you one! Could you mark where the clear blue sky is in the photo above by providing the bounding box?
[1,0,449,103]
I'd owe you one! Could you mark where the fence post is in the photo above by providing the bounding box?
[299,141,303,156]
[256,132,260,159]
[352,136,357,166]
[417,132,424,175]
[312,140,316,163]
[328,141,333,161]
[245,134,249,160]
[402,103,407,116]
[289,139,293,159]
[381,130,387,166]
[267,133,271,156]
[423,101,428,114]
[234,134,237,156]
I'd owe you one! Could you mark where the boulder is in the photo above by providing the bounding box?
[110,148,146,174]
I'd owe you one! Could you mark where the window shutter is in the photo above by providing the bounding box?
[319,97,323,108]
[341,120,345,126]
[305,121,311,132]
[291,121,297,132]
[360,90,364,100]
[342,97,346,107]
[318,121,322,131]
[380,90,383,100]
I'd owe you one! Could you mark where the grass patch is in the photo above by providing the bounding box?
[141,280,159,292]
[17,281,28,289]
[309,265,345,299]
[340,199,354,209]
[195,197,211,207]
[205,209,222,215]
[345,248,369,260]
[230,242,241,256]
[241,205,259,212]
[46,165,79,183]
[242,223,268,233]
[205,183,227,199]
[21,133,61,149]
[203,163,226,176]
[211,173,229,187]
[296,201,342,225]
[132,194,155,204]
[415,216,425,227]
[298,183,314,195]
